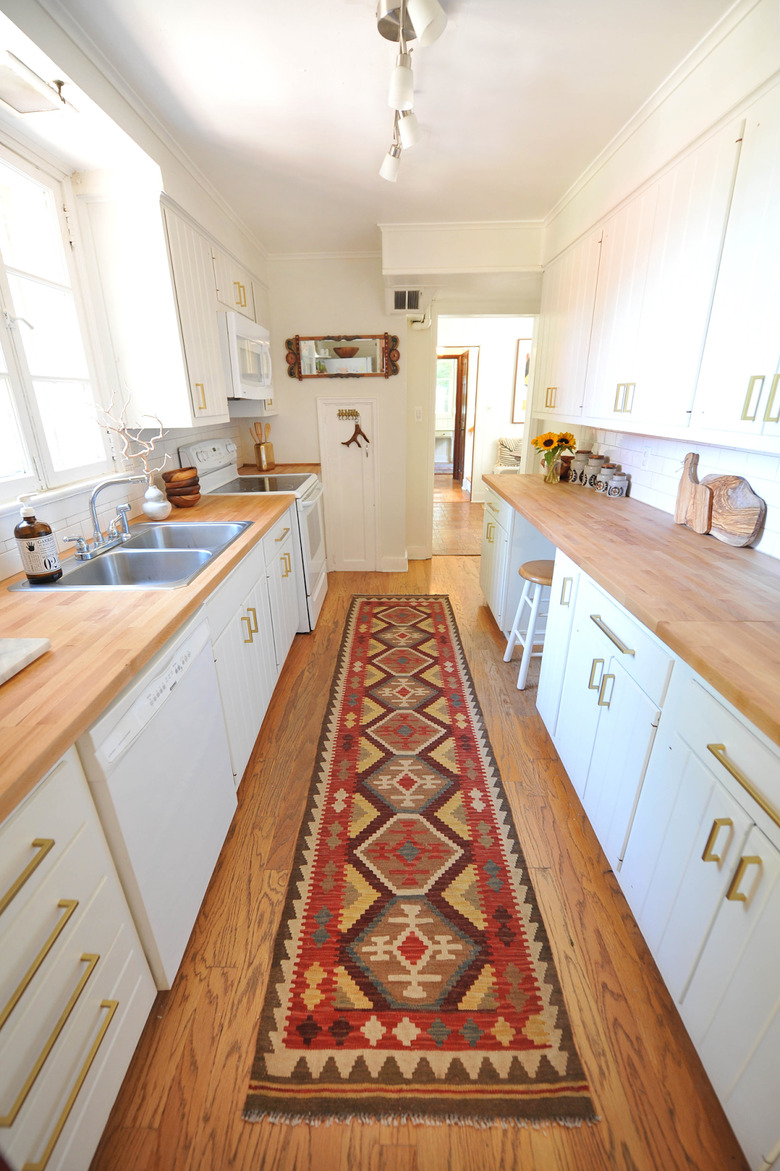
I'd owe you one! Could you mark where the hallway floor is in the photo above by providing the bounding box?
[432,474,483,556]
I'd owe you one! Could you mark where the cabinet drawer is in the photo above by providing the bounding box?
[262,510,295,568]
[483,487,513,532]
[201,539,265,640]
[576,577,673,706]
[676,678,780,839]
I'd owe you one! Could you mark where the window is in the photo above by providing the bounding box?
[0,143,112,503]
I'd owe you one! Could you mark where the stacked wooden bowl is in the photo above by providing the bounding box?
[162,467,200,508]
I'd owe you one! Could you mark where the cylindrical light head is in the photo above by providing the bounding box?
[406,0,447,46]
[376,0,416,42]
[379,143,402,182]
[388,51,414,110]
[398,110,420,149]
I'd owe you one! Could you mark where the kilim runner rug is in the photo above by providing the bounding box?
[244,595,595,1127]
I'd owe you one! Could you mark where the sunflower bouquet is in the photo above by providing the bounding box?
[531,431,577,483]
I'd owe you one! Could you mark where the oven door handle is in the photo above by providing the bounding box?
[301,483,324,508]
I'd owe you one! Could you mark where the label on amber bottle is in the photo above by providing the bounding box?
[18,533,61,577]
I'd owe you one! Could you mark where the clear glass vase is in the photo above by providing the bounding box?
[543,459,560,484]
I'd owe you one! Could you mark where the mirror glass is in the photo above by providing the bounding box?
[285,334,399,379]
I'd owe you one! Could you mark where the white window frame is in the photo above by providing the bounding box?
[0,135,115,504]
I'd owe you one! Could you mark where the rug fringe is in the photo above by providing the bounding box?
[242,1108,600,1130]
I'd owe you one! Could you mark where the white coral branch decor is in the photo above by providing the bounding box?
[100,395,171,481]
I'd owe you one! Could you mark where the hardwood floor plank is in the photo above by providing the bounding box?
[89,558,748,1171]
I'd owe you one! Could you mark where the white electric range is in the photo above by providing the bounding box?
[178,437,327,631]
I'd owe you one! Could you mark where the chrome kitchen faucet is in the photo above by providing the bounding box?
[64,474,148,560]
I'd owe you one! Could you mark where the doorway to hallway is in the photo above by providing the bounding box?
[432,474,483,555]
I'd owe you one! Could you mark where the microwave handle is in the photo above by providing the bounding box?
[262,341,272,386]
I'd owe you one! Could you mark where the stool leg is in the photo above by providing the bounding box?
[516,582,543,690]
[503,580,531,662]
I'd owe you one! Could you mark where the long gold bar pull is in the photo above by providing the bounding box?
[725,856,762,902]
[22,999,118,1171]
[707,744,780,831]
[0,840,54,917]
[590,614,635,655]
[0,900,78,1033]
[701,818,733,864]
[0,954,99,1127]
[274,527,291,542]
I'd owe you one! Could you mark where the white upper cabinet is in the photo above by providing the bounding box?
[162,207,230,422]
[533,229,601,420]
[584,117,742,430]
[691,86,780,444]
[212,247,256,321]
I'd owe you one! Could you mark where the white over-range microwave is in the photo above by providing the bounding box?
[219,310,273,401]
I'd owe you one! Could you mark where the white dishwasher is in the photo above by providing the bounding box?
[77,616,236,989]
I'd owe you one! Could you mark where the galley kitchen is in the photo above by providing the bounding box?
[0,3,778,1171]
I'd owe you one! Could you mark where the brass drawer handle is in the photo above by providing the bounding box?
[614,383,625,412]
[560,577,573,606]
[241,615,254,644]
[701,818,733,864]
[274,527,291,542]
[0,899,78,1033]
[588,658,604,691]
[487,502,499,513]
[741,374,764,422]
[21,998,117,1171]
[486,522,494,544]
[725,856,762,902]
[246,606,258,634]
[597,673,615,708]
[707,744,780,831]
[281,552,291,578]
[1,840,55,917]
[194,382,206,410]
[590,614,635,656]
[1,953,98,1128]
[623,382,636,413]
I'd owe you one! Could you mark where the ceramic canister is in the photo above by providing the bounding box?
[585,455,607,488]
[608,473,629,498]
[595,463,618,494]
[570,450,592,486]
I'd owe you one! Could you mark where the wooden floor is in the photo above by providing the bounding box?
[91,559,747,1171]
[433,475,483,556]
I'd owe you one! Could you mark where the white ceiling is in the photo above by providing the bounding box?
[38,0,736,255]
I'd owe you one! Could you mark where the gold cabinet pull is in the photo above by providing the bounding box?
[1,954,98,1128]
[487,502,499,513]
[233,280,242,306]
[763,372,780,424]
[246,606,258,634]
[590,614,635,656]
[560,577,573,607]
[21,998,117,1171]
[597,673,615,708]
[741,374,764,421]
[274,527,291,542]
[194,382,206,410]
[707,744,780,831]
[725,856,762,902]
[1,839,54,917]
[614,383,625,412]
[545,387,557,409]
[241,615,254,645]
[0,900,78,1033]
[623,382,636,413]
[588,658,604,691]
[281,552,291,578]
[701,818,733,864]
[486,522,494,544]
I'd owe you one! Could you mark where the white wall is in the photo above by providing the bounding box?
[267,254,407,570]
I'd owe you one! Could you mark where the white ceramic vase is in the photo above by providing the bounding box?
[142,484,172,520]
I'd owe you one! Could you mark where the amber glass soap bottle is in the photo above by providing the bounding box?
[14,504,62,584]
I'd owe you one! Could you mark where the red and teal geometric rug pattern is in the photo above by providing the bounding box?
[244,595,594,1126]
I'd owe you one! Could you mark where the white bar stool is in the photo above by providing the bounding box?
[503,559,555,690]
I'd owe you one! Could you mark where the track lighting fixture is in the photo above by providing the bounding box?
[377,0,445,181]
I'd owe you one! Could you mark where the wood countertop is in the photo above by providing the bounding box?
[484,473,780,750]
[0,493,295,824]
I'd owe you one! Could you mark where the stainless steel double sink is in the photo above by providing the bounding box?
[9,521,252,591]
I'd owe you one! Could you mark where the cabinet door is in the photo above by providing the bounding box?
[536,551,580,736]
[582,656,660,870]
[266,530,299,670]
[534,230,601,419]
[212,247,256,320]
[163,207,229,421]
[478,506,508,625]
[631,119,742,429]
[552,609,607,797]
[692,86,780,441]
[583,185,657,421]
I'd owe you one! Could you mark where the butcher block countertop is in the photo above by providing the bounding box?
[0,493,294,824]
[484,473,780,751]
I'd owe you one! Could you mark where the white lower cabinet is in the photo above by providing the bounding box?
[619,666,780,1170]
[0,748,156,1171]
[480,487,554,637]
[536,550,580,736]
[263,510,299,670]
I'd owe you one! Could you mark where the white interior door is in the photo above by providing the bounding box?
[317,397,378,571]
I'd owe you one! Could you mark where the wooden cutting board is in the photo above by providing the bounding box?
[701,473,767,547]
[674,453,713,534]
